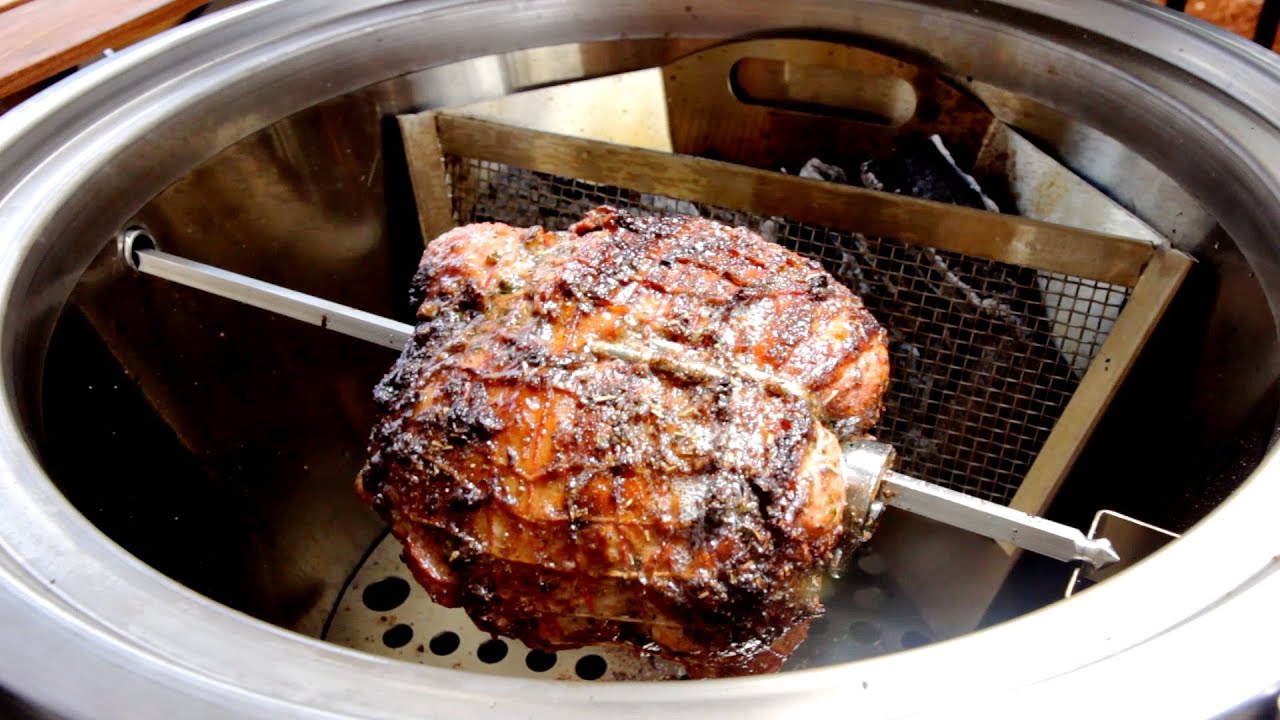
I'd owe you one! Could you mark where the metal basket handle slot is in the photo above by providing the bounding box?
[662,39,996,172]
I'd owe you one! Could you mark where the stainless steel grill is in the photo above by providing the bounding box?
[444,156,1130,505]
[5,0,1280,715]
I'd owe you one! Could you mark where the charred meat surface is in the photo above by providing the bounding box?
[357,207,889,677]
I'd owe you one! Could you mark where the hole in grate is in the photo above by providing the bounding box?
[853,587,885,610]
[362,576,410,611]
[575,654,608,680]
[901,630,933,649]
[848,621,882,645]
[429,631,460,656]
[525,649,557,672]
[382,624,414,649]
[477,638,508,664]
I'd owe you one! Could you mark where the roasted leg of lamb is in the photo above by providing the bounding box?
[357,206,889,677]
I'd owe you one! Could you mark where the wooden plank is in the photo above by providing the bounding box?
[0,0,205,99]
[432,114,1157,287]
[398,111,456,242]
[1010,246,1195,514]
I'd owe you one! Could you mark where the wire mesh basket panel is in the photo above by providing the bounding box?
[442,157,1130,505]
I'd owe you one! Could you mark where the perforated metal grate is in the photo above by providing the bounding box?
[443,158,1130,505]
[324,531,684,680]
[323,532,927,679]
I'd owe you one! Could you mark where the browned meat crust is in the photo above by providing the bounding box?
[358,207,888,676]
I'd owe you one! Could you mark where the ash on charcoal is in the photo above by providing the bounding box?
[797,158,849,184]
[859,135,997,211]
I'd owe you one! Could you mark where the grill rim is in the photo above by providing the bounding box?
[0,0,1279,718]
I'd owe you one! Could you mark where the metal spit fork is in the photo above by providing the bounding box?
[120,227,1121,570]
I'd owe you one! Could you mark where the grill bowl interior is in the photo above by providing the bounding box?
[33,40,1247,678]
[3,1,1280,717]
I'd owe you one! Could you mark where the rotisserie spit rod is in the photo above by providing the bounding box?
[120,228,1119,569]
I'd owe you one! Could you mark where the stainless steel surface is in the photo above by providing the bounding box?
[966,80,1221,254]
[840,439,894,550]
[0,1,1277,719]
[124,229,413,351]
[972,123,1166,250]
[662,38,995,174]
[883,470,1117,568]
[1066,510,1180,597]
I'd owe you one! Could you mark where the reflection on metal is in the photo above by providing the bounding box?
[885,470,1118,567]
[965,81,1219,253]
[663,39,994,173]
[973,124,1166,245]
[71,87,408,635]
[1066,510,1180,597]
[454,67,675,151]
[123,228,413,351]
[376,38,716,115]
[839,439,895,556]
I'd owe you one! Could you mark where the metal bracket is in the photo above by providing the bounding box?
[1066,510,1180,597]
